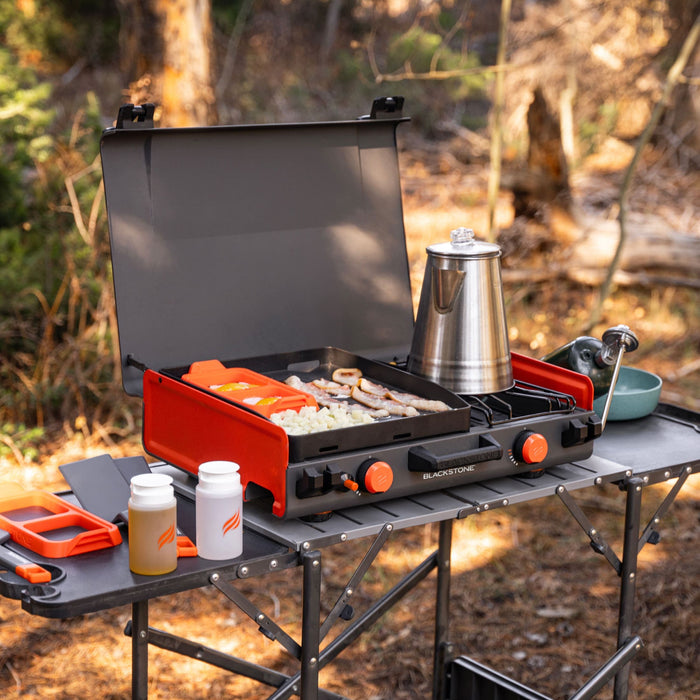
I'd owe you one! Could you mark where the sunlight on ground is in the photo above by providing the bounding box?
[449,515,517,575]
[636,473,700,570]
[0,432,146,492]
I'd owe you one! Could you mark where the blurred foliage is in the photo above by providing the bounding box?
[578,101,620,157]
[0,0,119,72]
[0,422,44,462]
[0,6,56,332]
[0,1,121,432]
[0,0,697,442]
[210,0,490,131]
[383,25,489,132]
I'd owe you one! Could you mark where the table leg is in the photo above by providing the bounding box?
[301,549,322,700]
[614,477,643,700]
[132,599,149,700]
[432,519,453,700]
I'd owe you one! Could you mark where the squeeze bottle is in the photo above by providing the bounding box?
[196,461,243,560]
[128,473,178,575]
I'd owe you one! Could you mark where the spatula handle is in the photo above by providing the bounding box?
[0,546,52,584]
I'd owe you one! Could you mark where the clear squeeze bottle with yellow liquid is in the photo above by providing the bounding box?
[128,473,178,575]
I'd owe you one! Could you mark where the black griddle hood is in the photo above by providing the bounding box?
[100,98,414,396]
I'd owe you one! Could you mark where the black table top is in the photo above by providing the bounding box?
[0,526,292,618]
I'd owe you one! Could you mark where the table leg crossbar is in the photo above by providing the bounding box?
[555,468,692,700]
[125,522,439,699]
[125,466,694,699]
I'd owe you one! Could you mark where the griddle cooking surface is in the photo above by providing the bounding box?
[166,347,471,462]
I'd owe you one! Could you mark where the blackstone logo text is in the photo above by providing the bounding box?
[423,465,476,479]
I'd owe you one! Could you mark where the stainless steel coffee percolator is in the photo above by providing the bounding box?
[407,227,513,395]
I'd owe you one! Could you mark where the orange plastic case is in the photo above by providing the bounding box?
[143,369,290,517]
[182,360,318,418]
[0,484,122,558]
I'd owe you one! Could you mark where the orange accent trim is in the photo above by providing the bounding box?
[143,370,289,517]
[222,510,241,535]
[15,563,51,584]
[176,535,197,558]
[157,523,176,550]
[511,352,594,410]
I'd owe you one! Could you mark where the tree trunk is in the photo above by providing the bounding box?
[524,86,570,205]
[667,0,700,148]
[321,0,343,63]
[116,0,217,127]
[504,86,577,243]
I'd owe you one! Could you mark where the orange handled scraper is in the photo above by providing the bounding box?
[0,528,52,584]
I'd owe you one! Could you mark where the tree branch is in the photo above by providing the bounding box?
[487,0,512,241]
[586,14,700,330]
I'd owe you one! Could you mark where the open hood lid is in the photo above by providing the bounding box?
[100,98,415,396]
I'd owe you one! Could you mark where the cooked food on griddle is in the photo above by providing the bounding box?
[331,367,363,385]
[276,368,451,434]
[385,389,450,413]
[285,375,389,417]
[312,378,352,397]
[351,385,419,416]
[270,405,375,435]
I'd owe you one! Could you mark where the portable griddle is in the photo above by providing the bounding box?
[100,99,602,519]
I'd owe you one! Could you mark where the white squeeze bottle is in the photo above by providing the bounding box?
[128,473,178,575]
[196,461,243,560]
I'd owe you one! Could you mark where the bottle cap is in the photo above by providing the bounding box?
[130,473,174,506]
[198,461,241,491]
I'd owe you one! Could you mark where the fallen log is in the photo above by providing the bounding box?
[502,265,700,289]
[500,208,699,286]
[571,212,700,274]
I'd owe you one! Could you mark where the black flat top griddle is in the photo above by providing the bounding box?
[166,346,471,461]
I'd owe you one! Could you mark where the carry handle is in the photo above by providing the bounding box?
[407,435,503,472]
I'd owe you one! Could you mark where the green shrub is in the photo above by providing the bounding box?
[0,5,118,432]
[383,26,489,134]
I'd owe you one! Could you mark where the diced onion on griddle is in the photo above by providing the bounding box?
[270,405,374,435]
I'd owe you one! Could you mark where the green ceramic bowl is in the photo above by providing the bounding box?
[593,366,662,421]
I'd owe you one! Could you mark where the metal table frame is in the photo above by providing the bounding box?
[2,405,698,699]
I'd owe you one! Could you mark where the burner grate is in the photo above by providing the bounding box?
[462,380,577,427]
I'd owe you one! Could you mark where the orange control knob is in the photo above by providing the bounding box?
[358,460,394,494]
[343,478,359,492]
[514,431,549,464]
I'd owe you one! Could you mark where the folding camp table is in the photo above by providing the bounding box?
[1,403,697,699]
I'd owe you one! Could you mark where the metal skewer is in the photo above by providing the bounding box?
[599,325,639,430]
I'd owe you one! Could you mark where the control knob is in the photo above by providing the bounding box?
[513,431,548,464]
[357,460,394,494]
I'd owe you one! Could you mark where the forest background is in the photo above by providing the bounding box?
[0,1,698,698]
